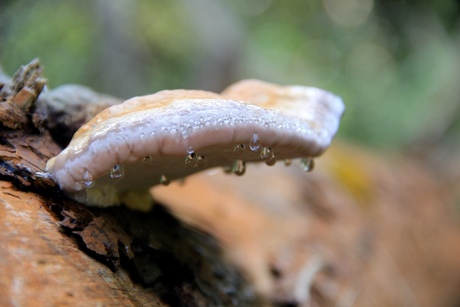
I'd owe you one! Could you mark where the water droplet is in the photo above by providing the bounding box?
[81,170,94,188]
[187,146,194,154]
[197,155,207,168]
[233,144,245,155]
[260,147,276,166]
[232,160,246,176]
[284,159,292,166]
[110,164,124,179]
[142,155,153,165]
[159,174,170,186]
[249,132,261,151]
[300,158,315,172]
[185,152,198,168]
[260,147,274,161]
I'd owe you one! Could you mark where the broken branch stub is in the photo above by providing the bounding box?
[0,58,46,129]
[45,80,344,210]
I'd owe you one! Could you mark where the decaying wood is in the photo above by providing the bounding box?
[0,59,46,130]
[0,181,165,307]
[0,60,459,306]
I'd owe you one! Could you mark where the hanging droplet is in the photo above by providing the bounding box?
[260,147,274,161]
[81,170,94,188]
[197,155,207,168]
[159,174,170,186]
[223,165,233,174]
[260,147,276,166]
[284,159,292,166]
[249,132,261,151]
[233,144,245,155]
[185,152,198,168]
[142,155,153,165]
[232,160,246,176]
[110,164,124,179]
[300,158,315,172]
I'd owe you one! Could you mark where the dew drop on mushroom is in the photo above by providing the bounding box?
[159,174,170,185]
[142,156,153,165]
[110,164,125,179]
[232,160,246,176]
[300,158,315,172]
[233,144,245,155]
[185,152,198,168]
[81,170,94,188]
[249,132,261,152]
[261,147,276,166]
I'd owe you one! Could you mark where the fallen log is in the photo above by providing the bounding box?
[1,60,459,306]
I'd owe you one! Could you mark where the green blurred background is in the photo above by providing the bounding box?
[1,0,459,150]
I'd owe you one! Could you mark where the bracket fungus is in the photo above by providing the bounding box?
[45,80,344,210]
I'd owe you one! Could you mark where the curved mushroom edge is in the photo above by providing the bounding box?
[45,84,344,210]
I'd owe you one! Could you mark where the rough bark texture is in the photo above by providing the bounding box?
[0,60,459,306]
[0,59,46,130]
[0,181,165,307]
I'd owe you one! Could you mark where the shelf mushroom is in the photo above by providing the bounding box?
[45,80,345,211]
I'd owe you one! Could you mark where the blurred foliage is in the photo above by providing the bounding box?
[1,0,459,150]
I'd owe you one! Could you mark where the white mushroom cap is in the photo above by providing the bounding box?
[45,81,344,210]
